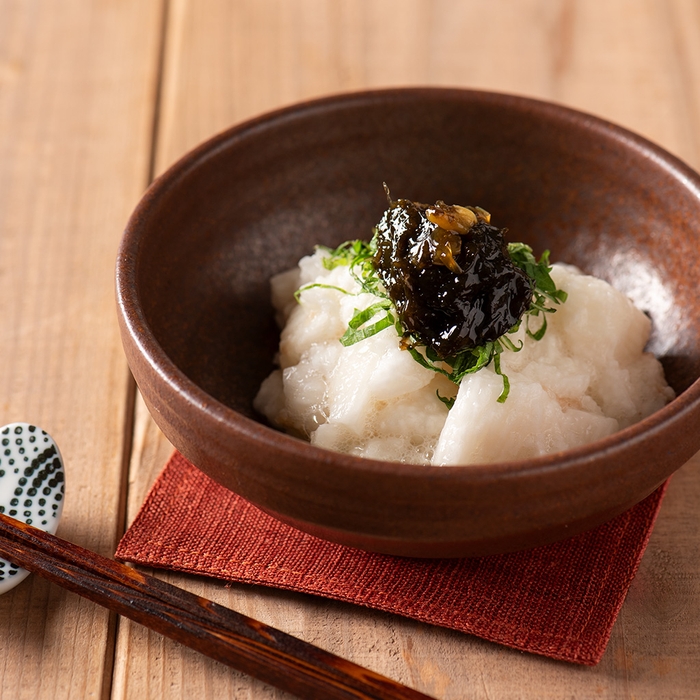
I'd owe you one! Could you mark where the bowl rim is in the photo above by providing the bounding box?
[116,85,700,481]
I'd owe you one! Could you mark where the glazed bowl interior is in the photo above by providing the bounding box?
[118,88,700,557]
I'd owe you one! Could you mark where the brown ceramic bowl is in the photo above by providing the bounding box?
[116,88,700,558]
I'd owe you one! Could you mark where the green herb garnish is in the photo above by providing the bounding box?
[339,300,394,346]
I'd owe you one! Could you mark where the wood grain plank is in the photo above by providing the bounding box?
[0,1,164,698]
[116,1,700,698]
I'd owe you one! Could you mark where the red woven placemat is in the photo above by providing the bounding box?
[116,451,667,665]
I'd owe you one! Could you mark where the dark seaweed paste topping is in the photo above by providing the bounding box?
[297,191,567,403]
[373,198,533,358]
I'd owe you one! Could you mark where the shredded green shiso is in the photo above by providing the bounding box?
[295,233,567,405]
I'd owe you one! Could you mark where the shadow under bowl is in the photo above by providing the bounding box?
[116,88,700,557]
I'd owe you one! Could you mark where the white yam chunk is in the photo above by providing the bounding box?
[312,377,449,463]
[324,326,436,435]
[270,267,301,326]
[277,265,359,367]
[253,369,286,423]
[433,367,618,465]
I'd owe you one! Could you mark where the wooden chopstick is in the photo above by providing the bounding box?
[0,513,435,700]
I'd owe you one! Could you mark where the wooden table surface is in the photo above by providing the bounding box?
[1,1,699,698]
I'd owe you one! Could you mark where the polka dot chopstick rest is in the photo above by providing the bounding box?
[0,423,65,594]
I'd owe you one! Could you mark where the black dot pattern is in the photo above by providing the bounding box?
[0,423,65,594]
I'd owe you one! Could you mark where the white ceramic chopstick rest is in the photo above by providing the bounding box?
[0,423,65,594]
